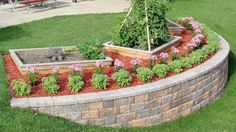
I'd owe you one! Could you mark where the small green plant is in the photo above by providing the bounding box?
[180,57,193,69]
[112,69,132,87]
[136,67,154,82]
[152,64,169,78]
[42,76,59,94]
[25,66,38,86]
[68,75,84,92]
[11,80,31,96]
[170,47,180,60]
[91,73,109,89]
[77,37,106,60]
[148,55,158,69]
[168,60,183,74]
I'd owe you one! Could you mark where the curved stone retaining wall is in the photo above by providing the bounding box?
[10,35,230,128]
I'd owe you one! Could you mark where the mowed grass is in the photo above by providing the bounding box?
[0,0,236,131]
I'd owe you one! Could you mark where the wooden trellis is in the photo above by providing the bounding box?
[120,0,152,52]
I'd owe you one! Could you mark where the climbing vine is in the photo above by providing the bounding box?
[112,0,170,50]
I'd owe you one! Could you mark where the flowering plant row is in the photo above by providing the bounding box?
[11,17,220,96]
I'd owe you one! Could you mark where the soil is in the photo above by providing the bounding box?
[5,29,209,98]
[16,49,84,64]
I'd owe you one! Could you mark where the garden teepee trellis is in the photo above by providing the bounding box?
[120,0,151,52]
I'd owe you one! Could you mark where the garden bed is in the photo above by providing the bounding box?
[10,46,113,75]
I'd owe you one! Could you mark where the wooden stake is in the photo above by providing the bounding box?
[145,1,151,52]
[120,1,135,30]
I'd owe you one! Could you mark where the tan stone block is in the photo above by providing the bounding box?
[99,108,119,117]
[131,118,146,127]
[134,94,148,103]
[120,105,130,113]
[157,89,169,97]
[88,102,103,110]
[82,110,99,119]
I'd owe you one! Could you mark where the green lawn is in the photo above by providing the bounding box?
[0,0,236,131]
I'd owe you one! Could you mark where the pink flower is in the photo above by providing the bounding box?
[183,46,188,51]
[96,61,104,68]
[191,34,205,44]
[160,52,169,59]
[69,64,82,72]
[130,57,142,65]
[172,47,180,54]
[149,55,158,61]
[114,59,124,68]
[187,42,197,48]
[25,66,38,73]
[51,65,60,73]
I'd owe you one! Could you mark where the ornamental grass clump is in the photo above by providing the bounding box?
[152,64,169,78]
[130,57,142,73]
[68,75,84,92]
[42,76,59,94]
[11,80,31,96]
[91,61,109,89]
[112,69,132,87]
[25,66,38,86]
[136,67,154,82]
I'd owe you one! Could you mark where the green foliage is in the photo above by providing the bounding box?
[27,72,38,86]
[77,37,106,60]
[180,57,193,69]
[113,0,170,50]
[91,73,109,89]
[168,60,183,74]
[68,75,84,92]
[42,76,59,94]
[112,69,132,86]
[136,67,154,82]
[11,80,31,96]
[152,64,169,78]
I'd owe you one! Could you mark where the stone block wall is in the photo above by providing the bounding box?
[11,35,230,128]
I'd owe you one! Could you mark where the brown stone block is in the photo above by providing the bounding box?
[134,94,149,103]
[88,102,103,110]
[120,105,131,113]
[131,118,146,127]
[82,110,99,119]
[99,108,119,117]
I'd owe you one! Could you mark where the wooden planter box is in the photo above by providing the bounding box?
[9,46,113,75]
[167,19,185,35]
[103,36,182,59]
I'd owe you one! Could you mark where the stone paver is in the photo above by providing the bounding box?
[0,0,130,28]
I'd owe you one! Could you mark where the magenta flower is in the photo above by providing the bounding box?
[69,64,82,72]
[130,57,142,65]
[96,61,104,68]
[114,59,124,68]
[149,55,158,61]
[25,66,38,73]
[51,65,60,73]
[160,52,169,59]
[172,47,180,54]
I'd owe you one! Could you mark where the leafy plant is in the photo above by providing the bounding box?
[113,0,170,50]
[42,76,59,94]
[77,37,106,60]
[130,57,142,73]
[91,73,109,89]
[25,66,38,86]
[68,75,84,92]
[136,67,154,82]
[152,64,169,78]
[112,69,132,86]
[168,60,183,74]
[11,80,31,96]
[180,57,193,69]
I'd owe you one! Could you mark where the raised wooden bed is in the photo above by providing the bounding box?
[9,46,113,75]
[167,19,185,35]
[103,36,182,59]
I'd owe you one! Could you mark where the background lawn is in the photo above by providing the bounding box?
[0,0,236,131]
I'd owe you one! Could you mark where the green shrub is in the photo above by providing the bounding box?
[112,69,132,86]
[77,37,106,60]
[168,60,183,74]
[180,57,193,69]
[136,67,154,82]
[152,64,169,78]
[68,75,84,92]
[11,80,31,96]
[91,73,109,89]
[42,76,59,94]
